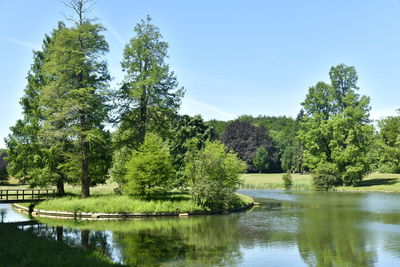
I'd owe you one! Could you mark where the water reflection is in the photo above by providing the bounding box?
[0,206,7,223]
[8,191,400,266]
[294,193,376,266]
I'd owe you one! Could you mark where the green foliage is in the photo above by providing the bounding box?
[281,139,304,173]
[282,172,293,190]
[312,164,339,191]
[124,133,175,199]
[206,119,229,139]
[40,4,111,197]
[109,146,131,192]
[185,140,246,210]
[252,147,269,173]
[0,150,8,182]
[114,15,184,149]
[298,64,373,186]
[169,115,216,186]
[377,112,400,173]
[5,23,70,194]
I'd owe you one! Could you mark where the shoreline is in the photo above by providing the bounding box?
[13,201,254,220]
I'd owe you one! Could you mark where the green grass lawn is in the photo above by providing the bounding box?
[29,192,253,214]
[241,173,400,192]
[338,173,400,192]
[241,173,313,190]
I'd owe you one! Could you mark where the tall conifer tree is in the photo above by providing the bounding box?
[41,0,111,198]
[6,23,69,195]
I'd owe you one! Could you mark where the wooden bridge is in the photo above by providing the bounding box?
[0,189,56,204]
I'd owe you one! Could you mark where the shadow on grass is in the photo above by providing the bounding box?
[357,178,398,187]
[0,182,29,187]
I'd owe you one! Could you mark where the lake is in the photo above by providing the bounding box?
[2,190,400,266]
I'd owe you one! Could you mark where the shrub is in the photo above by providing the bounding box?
[185,140,246,211]
[282,172,293,190]
[312,164,339,191]
[124,133,175,199]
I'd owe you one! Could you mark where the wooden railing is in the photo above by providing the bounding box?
[0,189,56,203]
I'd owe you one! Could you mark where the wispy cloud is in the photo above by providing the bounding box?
[0,34,40,50]
[184,97,235,120]
[104,22,126,46]
[94,9,126,46]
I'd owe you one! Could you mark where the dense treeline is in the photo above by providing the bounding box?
[207,115,302,173]
[4,0,400,195]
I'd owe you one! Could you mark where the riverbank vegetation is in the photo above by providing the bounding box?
[241,173,400,192]
[0,224,122,267]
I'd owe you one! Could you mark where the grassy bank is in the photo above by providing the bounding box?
[241,173,313,190]
[241,173,400,192]
[26,193,253,214]
[0,224,123,267]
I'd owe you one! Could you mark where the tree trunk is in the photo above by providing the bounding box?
[138,88,148,144]
[56,174,65,196]
[80,114,90,198]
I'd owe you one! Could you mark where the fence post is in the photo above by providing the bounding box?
[6,190,8,201]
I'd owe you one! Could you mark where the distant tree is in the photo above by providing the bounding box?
[124,133,175,199]
[377,112,400,173]
[169,115,216,185]
[252,147,269,173]
[206,119,229,139]
[0,150,8,183]
[185,141,246,210]
[298,64,373,186]
[281,139,304,173]
[113,16,184,150]
[40,0,111,198]
[222,120,277,172]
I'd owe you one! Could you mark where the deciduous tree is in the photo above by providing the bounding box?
[298,64,373,186]
[185,141,245,210]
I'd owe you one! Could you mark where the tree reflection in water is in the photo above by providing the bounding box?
[18,191,400,266]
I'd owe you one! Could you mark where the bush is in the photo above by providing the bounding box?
[185,140,246,211]
[124,133,175,199]
[282,172,293,190]
[312,164,339,191]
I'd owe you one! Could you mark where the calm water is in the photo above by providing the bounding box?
[2,190,400,266]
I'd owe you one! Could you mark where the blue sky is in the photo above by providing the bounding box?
[1,0,400,148]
